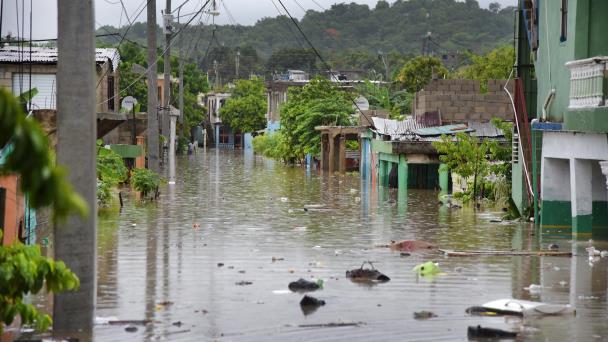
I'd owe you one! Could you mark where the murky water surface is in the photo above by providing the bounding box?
[92,150,608,341]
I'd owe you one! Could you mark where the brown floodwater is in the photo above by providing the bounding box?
[89,149,607,341]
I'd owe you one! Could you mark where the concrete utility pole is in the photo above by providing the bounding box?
[178,26,185,144]
[55,0,96,335]
[164,0,178,184]
[163,0,172,157]
[235,49,240,79]
[147,0,160,173]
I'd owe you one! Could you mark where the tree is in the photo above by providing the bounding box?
[488,2,501,13]
[219,77,267,133]
[457,45,514,91]
[396,56,448,93]
[279,77,354,161]
[432,132,491,202]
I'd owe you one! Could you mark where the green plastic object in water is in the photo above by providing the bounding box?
[412,261,441,276]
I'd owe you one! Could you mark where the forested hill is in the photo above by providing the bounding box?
[99,0,513,54]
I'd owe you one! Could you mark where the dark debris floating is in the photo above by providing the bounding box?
[346,261,390,283]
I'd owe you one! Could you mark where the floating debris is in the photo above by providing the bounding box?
[217,263,224,267]
[389,240,436,252]
[272,256,285,262]
[299,322,363,328]
[466,298,575,317]
[235,281,253,286]
[125,326,138,333]
[548,243,559,250]
[468,325,517,339]
[346,261,390,283]
[524,284,541,295]
[300,295,326,315]
[414,311,437,320]
[412,261,441,277]
[289,278,323,292]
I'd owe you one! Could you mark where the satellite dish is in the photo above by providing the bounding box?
[354,96,370,111]
[121,96,138,111]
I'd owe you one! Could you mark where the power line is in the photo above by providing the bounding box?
[96,0,148,88]
[275,0,375,128]
[98,0,213,106]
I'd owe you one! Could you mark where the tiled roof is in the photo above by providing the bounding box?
[0,47,120,70]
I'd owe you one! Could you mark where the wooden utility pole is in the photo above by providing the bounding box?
[147,0,160,173]
[55,0,96,335]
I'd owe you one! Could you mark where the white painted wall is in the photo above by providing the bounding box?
[543,131,608,160]
[542,157,571,201]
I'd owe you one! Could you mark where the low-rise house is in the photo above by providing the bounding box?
[205,92,241,149]
[516,0,608,238]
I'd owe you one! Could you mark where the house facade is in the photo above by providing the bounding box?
[205,92,240,149]
[521,0,608,238]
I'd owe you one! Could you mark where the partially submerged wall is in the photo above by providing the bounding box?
[414,79,514,123]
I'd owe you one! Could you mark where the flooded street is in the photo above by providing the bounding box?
[93,150,607,341]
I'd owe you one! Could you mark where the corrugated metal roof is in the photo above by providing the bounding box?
[372,118,505,142]
[415,124,472,136]
[372,117,428,141]
[0,47,120,70]
[467,121,504,137]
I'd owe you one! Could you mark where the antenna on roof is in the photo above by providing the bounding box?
[207,0,220,16]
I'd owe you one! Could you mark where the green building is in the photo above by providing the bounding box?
[519,0,608,238]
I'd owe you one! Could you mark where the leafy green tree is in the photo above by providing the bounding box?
[96,140,128,206]
[433,132,490,201]
[432,118,514,202]
[118,42,148,111]
[396,56,448,93]
[219,77,267,133]
[457,45,514,91]
[279,77,354,161]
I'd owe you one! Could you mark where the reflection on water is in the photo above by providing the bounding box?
[91,150,607,341]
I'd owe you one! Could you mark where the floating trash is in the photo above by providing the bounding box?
[412,261,441,277]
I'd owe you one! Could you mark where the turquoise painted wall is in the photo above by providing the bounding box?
[535,0,575,123]
[536,0,608,132]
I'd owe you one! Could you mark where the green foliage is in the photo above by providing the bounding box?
[252,132,291,161]
[97,1,514,74]
[130,168,160,199]
[0,231,80,333]
[432,118,513,202]
[117,42,148,112]
[279,78,354,161]
[96,141,127,206]
[396,56,449,93]
[219,78,267,133]
[356,81,413,118]
[457,45,515,91]
[0,88,87,221]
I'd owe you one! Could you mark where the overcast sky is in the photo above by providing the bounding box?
[2,0,516,40]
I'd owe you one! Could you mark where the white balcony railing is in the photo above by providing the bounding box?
[565,56,608,108]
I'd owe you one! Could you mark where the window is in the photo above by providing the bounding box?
[107,76,115,111]
[560,0,568,42]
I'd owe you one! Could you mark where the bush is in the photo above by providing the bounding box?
[0,231,79,333]
[96,142,127,206]
[252,132,292,161]
[130,168,160,200]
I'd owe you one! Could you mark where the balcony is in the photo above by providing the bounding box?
[566,57,608,108]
